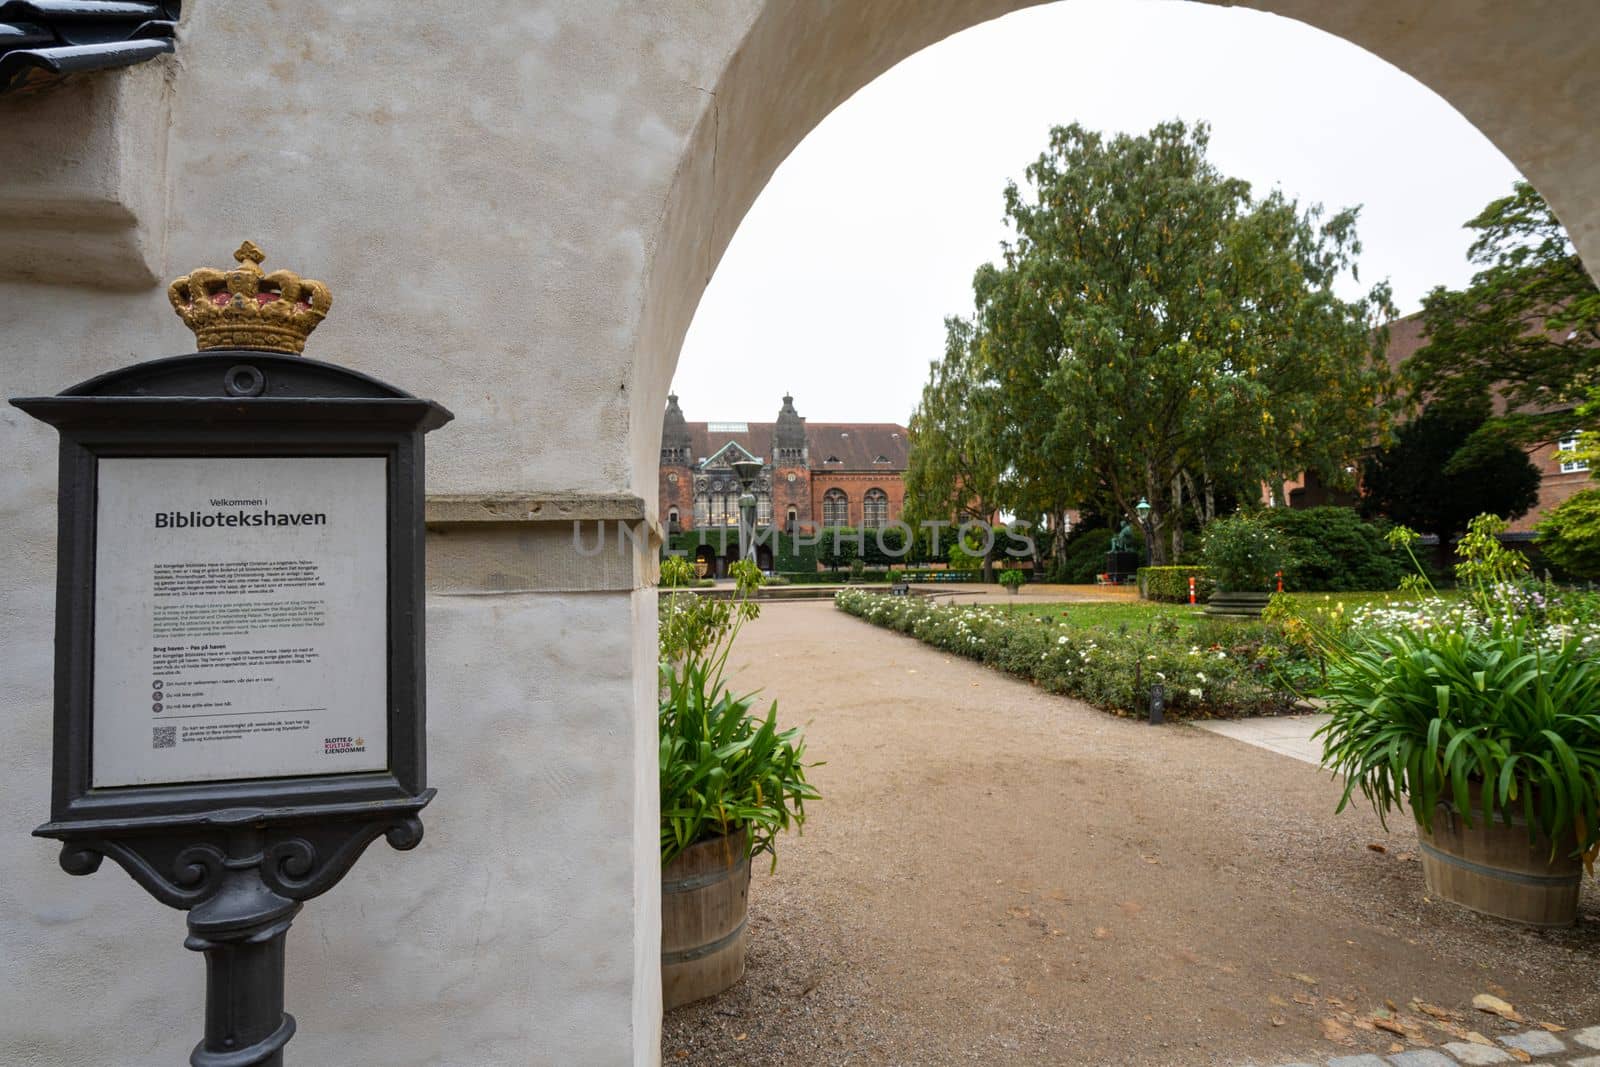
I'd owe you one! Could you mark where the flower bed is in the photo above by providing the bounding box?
[834,589,1295,719]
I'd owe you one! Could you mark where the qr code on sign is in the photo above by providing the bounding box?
[152,725,177,749]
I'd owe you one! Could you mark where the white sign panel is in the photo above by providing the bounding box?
[92,456,389,787]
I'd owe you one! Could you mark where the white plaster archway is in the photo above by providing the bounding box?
[633,0,1600,504]
[0,4,1595,1065]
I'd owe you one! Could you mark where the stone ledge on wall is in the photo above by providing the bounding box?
[426,491,659,595]
[0,60,174,289]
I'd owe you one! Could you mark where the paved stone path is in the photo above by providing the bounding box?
[1256,1023,1600,1066]
[1197,713,1330,767]
[664,602,1600,1065]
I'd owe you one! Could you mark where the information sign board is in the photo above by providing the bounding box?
[92,456,389,787]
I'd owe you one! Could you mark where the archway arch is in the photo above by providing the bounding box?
[632,0,1600,502]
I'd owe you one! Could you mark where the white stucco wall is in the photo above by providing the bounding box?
[1,2,1597,1065]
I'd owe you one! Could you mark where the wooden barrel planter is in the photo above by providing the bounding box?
[1416,797,1583,927]
[1204,591,1271,617]
[661,829,750,1010]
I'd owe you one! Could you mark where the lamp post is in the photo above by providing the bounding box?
[1135,497,1153,567]
[731,458,762,566]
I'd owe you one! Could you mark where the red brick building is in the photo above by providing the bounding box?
[659,393,908,536]
[1282,312,1592,533]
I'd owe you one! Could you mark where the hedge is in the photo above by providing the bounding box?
[663,529,819,573]
[1138,566,1213,603]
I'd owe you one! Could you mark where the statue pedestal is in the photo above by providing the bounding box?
[1105,550,1139,583]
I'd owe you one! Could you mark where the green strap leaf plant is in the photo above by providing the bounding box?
[1312,519,1600,868]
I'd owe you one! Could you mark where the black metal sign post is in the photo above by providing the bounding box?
[13,343,450,1065]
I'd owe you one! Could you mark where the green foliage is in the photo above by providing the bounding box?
[946,540,983,573]
[663,530,820,575]
[1259,507,1409,592]
[658,558,761,663]
[913,119,1394,565]
[834,590,1295,719]
[659,657,818,868]
[904,317,1003,531]
[1361,400,1541,542]
[658,558,817,867]
[1313,621,1600,858]
[1407,181,1600,458]
[815,527,860,572]
[998,568,1027,590]
[1313,513,1600,861]
[1201,513,1286,592]
[1138,565,1212,603]
[1536,488,1600,579]
[1454,513,1529,599]
[1052,527,1116,583]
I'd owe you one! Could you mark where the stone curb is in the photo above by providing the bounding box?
[1253,1024,1600,1067]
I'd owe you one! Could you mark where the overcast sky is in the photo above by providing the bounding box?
[671,0,1525,427]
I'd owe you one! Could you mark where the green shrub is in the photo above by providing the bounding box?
[1202,512,1286,592]
[1138,565,1212,603]
[1052,527,1116,583]
[833,590,1294,719]
[1536,488,1600,580]
[998,568,1027,591]
[1260,506,1408,592]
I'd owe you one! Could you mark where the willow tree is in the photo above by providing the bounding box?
[963,120,1395,563]
[904,316,1004,574]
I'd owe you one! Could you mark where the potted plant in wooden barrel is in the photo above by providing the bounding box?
[999,567,1026,595]
[658,556,818,1009]
[1201,511,1284,617]
[1314,518,1600,926]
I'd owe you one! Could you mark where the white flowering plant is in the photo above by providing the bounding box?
[1201,512,1287,593]
[833,589,1295,718]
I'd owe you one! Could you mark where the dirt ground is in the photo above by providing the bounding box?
[662,602,1600,1066]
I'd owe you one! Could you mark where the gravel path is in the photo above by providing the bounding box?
[663,602,1600,1066]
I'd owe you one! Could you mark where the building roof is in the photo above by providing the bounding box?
[677,420,908,471]
[0,1,178,95]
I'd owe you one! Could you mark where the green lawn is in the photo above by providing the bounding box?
[997,591,1427,631]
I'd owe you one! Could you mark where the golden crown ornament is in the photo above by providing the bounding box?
[168,241,332,354]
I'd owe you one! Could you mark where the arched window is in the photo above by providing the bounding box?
[785,506,798,535]
[863,488,888,528]
[666,506,680,532]
[822,488,849,527]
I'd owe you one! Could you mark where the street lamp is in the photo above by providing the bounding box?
[1135,497,1152,567]
[731,458,763,566]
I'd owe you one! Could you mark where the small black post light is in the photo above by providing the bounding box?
[1149,683,1166,726]
[1135,496,1153,568]
[11,242,451,1066]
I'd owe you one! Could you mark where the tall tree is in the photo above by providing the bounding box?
[964,121,1394,563]
[903,317,1003,575]
[1360,399,1541,543]
[1407,181,1600,463]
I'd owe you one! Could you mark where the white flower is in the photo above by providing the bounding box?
[1195,672,1207,683]
[1058,635,1069,645]
[1188,687,1202,699]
